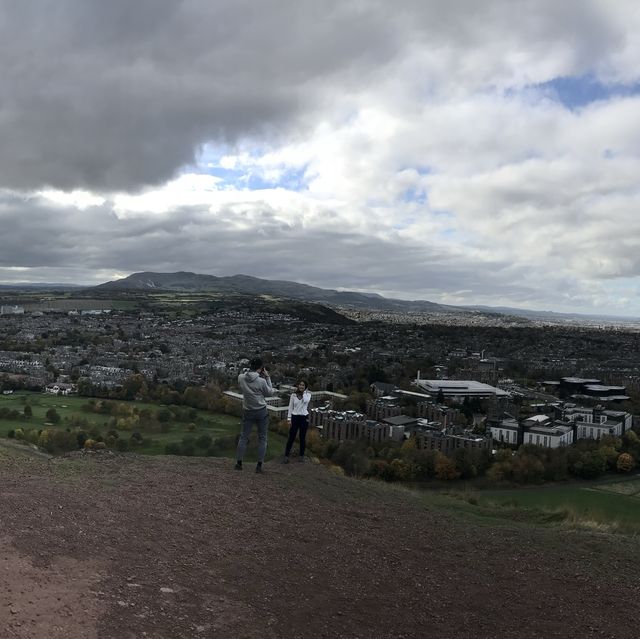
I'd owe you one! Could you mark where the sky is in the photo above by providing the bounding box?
[2,0,640,315]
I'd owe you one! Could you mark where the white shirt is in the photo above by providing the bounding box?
[287,390,311,420]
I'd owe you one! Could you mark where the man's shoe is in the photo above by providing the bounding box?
[234,461,242,471]
[298,456,306,463]
[282,456,290,464]
[255,464,263,474]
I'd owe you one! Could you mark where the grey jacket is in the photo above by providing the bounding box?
[238,370,274,410]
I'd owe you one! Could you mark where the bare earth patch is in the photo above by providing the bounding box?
[1,448,640,638]
[0,541,102,639]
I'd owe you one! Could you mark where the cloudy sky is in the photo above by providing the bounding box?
[2,0,640,315]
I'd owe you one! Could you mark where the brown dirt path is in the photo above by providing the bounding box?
[1,448,639,638]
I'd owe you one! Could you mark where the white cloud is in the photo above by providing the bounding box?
[2,1,640,314]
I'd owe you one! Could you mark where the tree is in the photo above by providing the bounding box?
[23,404,32,418]
[617,453,635,473]
[434,453,460,480]
[453,448,477,479]
[511,454,545,484]
[436,389,445,404]
[45,407,61,424]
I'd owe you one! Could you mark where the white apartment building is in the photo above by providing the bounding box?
[563,405,632,439]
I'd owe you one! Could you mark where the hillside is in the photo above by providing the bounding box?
[1,445,639,638]
[91,271,454,313]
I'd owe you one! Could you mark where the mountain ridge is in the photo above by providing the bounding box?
[91,271,454,313]
[88,271,640,323]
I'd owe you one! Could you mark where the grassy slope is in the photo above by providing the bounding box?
[0,392,289,461]
[3,393,640,533]
[451,479,640,534]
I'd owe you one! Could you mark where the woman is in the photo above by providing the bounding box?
[283,380,311,463]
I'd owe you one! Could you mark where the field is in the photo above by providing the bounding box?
[0,391,289,461]
[451,478,640,534]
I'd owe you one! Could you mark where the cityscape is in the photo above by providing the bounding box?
[2,284,640,485]
[3,0,640,637]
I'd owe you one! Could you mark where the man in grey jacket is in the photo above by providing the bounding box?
[235,357,273,473]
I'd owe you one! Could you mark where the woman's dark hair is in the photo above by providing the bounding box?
[249,357,263,370]
[297,379,308,389]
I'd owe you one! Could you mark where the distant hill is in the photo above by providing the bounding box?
[91,271,458,313]
[467,305,640,324]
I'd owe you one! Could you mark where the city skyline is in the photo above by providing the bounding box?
[1,1,640,315]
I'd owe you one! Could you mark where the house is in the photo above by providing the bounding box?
[370,382,396,397]
[45,382,76,395]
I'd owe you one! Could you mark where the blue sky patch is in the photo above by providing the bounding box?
[534,74,640,109]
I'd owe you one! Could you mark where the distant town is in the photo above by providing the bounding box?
[1,289,640,483]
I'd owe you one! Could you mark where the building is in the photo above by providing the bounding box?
[490,404,630,448]
[366,397,402,421]
[415,428,491,454]
[381,414,419,434]
[0,305,25,315]
[311,408,404,444]
[562,405,632,439]
[415,379,510,399]
[45,382,76,396]
[370,382,397,397]
[558,377,629,401]
[490,417,520,446]
[491,415,575,448]
[521,419,574,449]
[416,402,465,427]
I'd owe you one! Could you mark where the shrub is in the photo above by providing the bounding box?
[76,431,88,449]
[115,438,129,452]
[434,453,460,480]
[617,452,635,473]
[45,408,61,424]
[7,429,14,439]
[35,429,77,453]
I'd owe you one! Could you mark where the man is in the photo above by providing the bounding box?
[235,357,273,473]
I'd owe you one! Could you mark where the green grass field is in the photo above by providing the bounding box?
[0,392,289,461]
[449,479,640,534]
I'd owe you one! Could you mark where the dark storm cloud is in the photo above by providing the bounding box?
[0,0,619,191]
[0,0,406,191]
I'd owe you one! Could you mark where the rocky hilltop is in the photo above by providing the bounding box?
[1,445,639,638]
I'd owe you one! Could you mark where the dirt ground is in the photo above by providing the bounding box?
[1,446,639,638]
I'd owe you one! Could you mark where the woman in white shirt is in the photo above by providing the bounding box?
[283,380,311,463]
